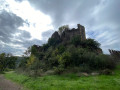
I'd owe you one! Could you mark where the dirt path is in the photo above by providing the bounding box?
[0,75,23,90]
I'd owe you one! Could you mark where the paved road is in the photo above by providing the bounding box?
[0,75,22,90]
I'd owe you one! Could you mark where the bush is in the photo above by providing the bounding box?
[85,39,101,51]
[18,57,28,69]
[57,45,66,54]
[58,52,71,68]
[71,35,81,47]
[55,47,116,72]
[48,56,59,67]
[54,65,64,74]
[85,54,116,70]
[48,37,60,47]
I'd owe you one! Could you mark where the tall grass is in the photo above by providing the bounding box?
[4,64,120,90]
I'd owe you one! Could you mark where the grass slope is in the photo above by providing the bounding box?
[4,65,120,90]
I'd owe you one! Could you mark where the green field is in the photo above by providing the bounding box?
[4,65,120,90]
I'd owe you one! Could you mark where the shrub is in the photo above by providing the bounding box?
[48,56,59,67]
[18,57,28,69]
[48,37,60,47]
[68,48,115,70]
[85,38,101,50]
[54,65,64,74]
[57,45,66,54]
[58,52,71,68]
[42,44,49,51]
[71,35,81,47]
[26,55,36,67]
[87,54,116,70]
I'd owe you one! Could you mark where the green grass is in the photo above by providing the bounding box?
[4,65,120,90]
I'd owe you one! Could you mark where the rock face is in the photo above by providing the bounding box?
[51,31,60,40]
[51,24,86,42]
[33,45,43,52]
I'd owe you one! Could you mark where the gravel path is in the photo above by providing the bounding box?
[0,75,23,90]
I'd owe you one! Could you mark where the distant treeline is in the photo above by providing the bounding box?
[0,53,17,72]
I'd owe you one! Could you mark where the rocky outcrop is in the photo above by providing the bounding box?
[51,31,60,40]
[33,45,43,52]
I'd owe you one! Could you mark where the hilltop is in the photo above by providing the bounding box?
[17,24,116,76]
[33,24,102,54]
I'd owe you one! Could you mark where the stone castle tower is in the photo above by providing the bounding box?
[77,24,86,40]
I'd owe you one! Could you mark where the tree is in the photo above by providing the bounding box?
[58,25,69,35]
[31,45,39,56]
[42,44,49,51]
[0,53,17,72]
[6,56,17,69]
[71,35,81,47]
[57,45,65,54]
[58,52,71,68]
[48,37,61,47]
[24,47,31,57]
[0,53,6,72]
[85,38,101,50]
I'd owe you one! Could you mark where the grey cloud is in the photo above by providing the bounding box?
[0,10,24,43]
[42,29,54,41]
[0,45,24,56]
[96,0,120,25]
[0,10,24,28]
[15,0,23,2]
[18,30,31,39]
[90,0,120,53]
[28,0,101,28]
[26,0,120,53]
[0,10,44,55]
[1,0,119,55]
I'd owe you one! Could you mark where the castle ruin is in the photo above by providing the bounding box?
[51,24,86,42]
[33,24,103,54]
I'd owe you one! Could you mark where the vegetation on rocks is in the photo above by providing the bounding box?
[17,25,116,76]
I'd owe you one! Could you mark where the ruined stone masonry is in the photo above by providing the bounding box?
[51,24,86,42]
[33,24,87,52]
[109,49,120,61]
[33,24,103,54]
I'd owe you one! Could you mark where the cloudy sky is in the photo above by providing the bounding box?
[0,0,120,55]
